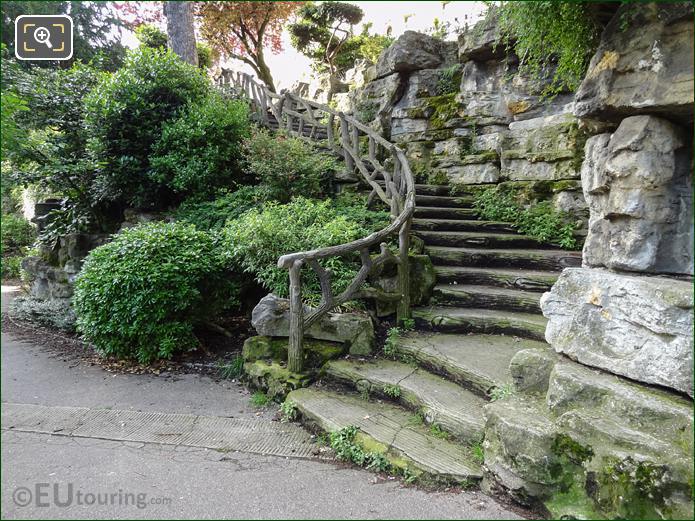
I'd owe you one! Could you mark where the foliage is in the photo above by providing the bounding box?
[1,1,127,70]
[489,383,515,402]
[0,89,28,157]
[242,129,338,203]
[150,95,251,200]
[382,384,401,399]
[250,391,271,407]
[1,213,35,254]
[473,186,577,249]
[330,192,390,235]
[218,355,244,380]
[9,295,76,331]
[1,255,22,279]
[196,1,303,91]
[84,47,210,209]
[399,317,415,331]
[470,440,485,464]
[280,400,299,422]
[222,198,380,303]
[355,23,394,64]
[173,186,269,232]
[135,23,215,69]
[429,423,449,439]
[383,327,401,357]
[73,222,240,364]
[496,1,601,97]
[288,2,363,98]
[436,64,462,96]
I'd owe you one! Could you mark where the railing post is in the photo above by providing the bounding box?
[339,115,355,175]
[397,218,411,325]
[288,259,304,373]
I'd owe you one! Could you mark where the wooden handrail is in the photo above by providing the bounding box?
[216,70,415,373]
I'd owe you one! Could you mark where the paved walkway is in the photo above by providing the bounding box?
[1,286,526,519]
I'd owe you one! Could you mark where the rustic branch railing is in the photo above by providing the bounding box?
[216,70,415,373]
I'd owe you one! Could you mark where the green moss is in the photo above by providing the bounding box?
[242,336,344,367]
[460,151,499,165]
[426,170,449,185]
[423,93,461,129]
[545,481,602,520]
[552,434,594,465]
[243,360,312,399]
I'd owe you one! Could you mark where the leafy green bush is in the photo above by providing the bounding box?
[84,47,210,209]
[243,130,338,203]
[173,186,269,231]
[1,214,35,254]
[74,222,239,363]
[496,1,601,96]
[150,95,251,199]
[1,255,22,279]
[436,64,462,96]
[473,186,577,249]
[223,198,380,302]
[330,193,390,235]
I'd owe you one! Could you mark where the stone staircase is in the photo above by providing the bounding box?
[287,183,583,485]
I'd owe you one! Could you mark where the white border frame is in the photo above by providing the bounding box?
[15,14,74,61]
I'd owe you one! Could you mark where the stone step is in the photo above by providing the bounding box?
[547,361,694,445]
[378,182,458,196]
[412,219,517,233]
[414,195,474,208]
[426,246,582,272]
[391,333,548,396]
[434,266,558,292]
[414,207,478,220]
[413,306,548,341]
[325,359,486,443]
[286,388,482,483]
[433,284,542,313]
[414,230,548,249]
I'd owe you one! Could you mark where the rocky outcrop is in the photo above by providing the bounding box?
[251,294,375,355]
[375,31,446,79]
[541,267,694,396]
[575,3,694,123]
[581,115,693,275]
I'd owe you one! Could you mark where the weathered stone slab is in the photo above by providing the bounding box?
[351,72,406,137]
[443,163,500,184]
[581,115,693,275]
[458,8,505,62]
[541,267,694,396]
[251,294,375,355]
[574,3,694,122]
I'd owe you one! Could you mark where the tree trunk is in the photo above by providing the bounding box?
[255,49,276,92]
[163,1,198,67]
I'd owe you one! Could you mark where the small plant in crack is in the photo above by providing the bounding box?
[280,400,298,422]
[399,317,416,331]
[382,384,402,399]
[406,409,425,427]
[489,383,515,402]
[383,327,402,357]
[250,391,271,408]
[470,440,485,464]
[429,423,450,440]
[217,355,244,380]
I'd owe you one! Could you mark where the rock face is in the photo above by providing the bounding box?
[581,115,693,275]
[375,31,444,79]
[541,267,694,396]
[575,3,694,123]
[251,294,375,355]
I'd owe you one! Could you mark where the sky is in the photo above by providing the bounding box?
[120,1,487,89]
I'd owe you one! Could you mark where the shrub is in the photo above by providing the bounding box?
[73,222,239,363]
[330,193,390,235]
[242,130,338,203]
[9,296,76,331]
[84,47,210,209]
[1,214,35,254]
[222,198,377,302]
[150,94,251,199]
[473,186,577,249]
[173,186,269,231]
[1,255,22,279]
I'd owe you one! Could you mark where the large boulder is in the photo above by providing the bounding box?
[458,8,505,62]
[351,72,406,138]
[581,115,693,275]
[574,3,694,123]
[541,267,694,396]
[251,294,375,355]
[375,31,444,79]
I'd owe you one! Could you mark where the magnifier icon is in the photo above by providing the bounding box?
[33,26,52,48]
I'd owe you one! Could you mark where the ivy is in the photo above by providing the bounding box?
[495,1,601,97]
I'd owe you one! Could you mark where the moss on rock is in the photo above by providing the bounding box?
[242,336,344,368]
[244,360,312,399]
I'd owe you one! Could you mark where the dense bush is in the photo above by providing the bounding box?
[173,186,269,231]
[84,47,210,209]
[473,186,577,249]
[1,214,35,254]
[1,255,22,279]
[243,130,338,203]
[150,95,251,199]
[74,222,239,363]
[223,197,384,302]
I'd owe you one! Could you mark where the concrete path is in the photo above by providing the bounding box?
[1,286,527,519]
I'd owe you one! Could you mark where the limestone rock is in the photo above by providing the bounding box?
[581,115,693,275]
[251,294,375,355]
[443,163,500,185]
[458,9,505,62]
[242,336,344,368]
[509,349,556,394]
[375,31,443,79]
[244,360,311,399]
[371,254,436,317]
[541,267,694,396]
[574,3,694,122]
[351,72,406,138]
